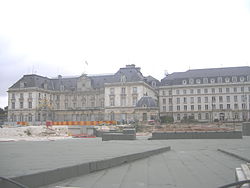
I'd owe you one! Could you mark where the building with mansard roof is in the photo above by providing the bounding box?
[7,64,159,125]
[7,65,250,125]
[159,66,250,122]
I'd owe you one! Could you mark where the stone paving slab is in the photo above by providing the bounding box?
[42,137,250,188]
[0,138,167,178]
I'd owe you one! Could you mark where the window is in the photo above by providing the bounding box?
[28,114,32,122]
[212,96,216,102]
[226,96,230,102]
[217,77,222,83]
[219,88,222,93]
[198,113,201,120]
[210,78,215,83]
[241,87,244,92]
[225,77,230,82]
[226,88,230,93]
[162,90,165,96]
[121,87,126,94]
[198,105,201,110]
[56,95,60,100]
[197,89,201,94]
[20,93,23,99]
[28,93,32,98]
[184,105,187,111]
[205,113,209,120]
[196,79,201,84]
[56,103,60,109]
[232,76,237,82]
[241,95,247,102]
[162,98,166,104]
[177,105,181,111]
[11,93,15,99]
[168,90,172,96]
[240,76,245,82]
[183,97,187,103]
[11,102,15,109]
[132,96,137,106]
[28,102,32,108]
[219,104,223,110]
[190,97,194,103]
[132,87,137,94]
[234,87,237,92]
[212,88,215,93]
[110,98,115,106]
[176,90,180,95]
[197,97,201,103]
[20,102,23,109]
[169,106,173,111]
[110,88,115,94]
[242,103,246,109]
[205,97,208,103]
[191,105,194,110]
[203,78,208,84]
[212,104,216,110]
[204,88,208,93]
[189,79,194,84]
[177,114,181,120]
[227,104,230,109]
[65,103,68,109]
[234,96,238,102]
[169,98,173,104]
[163,106,166,112]
[176,98,180,104]
[234,104,238,109]
[182,80,187,85]
[219,96,223,102]
[183,89,187,94]
[205,105,209,110]
[190,89,194,94]
[121,96,126,106]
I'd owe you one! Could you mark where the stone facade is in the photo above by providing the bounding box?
[7,65,158,124]
[7,65,250,124]
[159,67,250,123]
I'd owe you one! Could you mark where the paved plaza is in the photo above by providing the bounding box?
[0,137,250,188]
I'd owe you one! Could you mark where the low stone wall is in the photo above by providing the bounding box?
[242,122,250,136]
[102,133,136,141]
[150,131,243,140]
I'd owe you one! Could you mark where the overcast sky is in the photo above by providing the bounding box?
[0,0,250,108]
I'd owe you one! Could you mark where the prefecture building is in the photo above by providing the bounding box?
[7,65,250,124]
[7,65,159,125]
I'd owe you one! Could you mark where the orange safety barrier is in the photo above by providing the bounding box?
[49,121,117,126]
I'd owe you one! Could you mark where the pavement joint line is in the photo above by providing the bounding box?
[0,146,171,188]
[217,149,250,163]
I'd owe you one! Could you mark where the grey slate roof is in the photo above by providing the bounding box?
[161,66,250,86]
[136,96,157,108]
[9,65,159,91]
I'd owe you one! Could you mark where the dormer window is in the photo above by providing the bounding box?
[20,82,25,88]
[225,77,230,83]
[120,75,126,82]
[151,81,156,87]
[189,79,194,84]
[210,78,215,84]
[217,77,222,83]
[196,79,201,84]
[240,76,245,82]
[182,80,187,85]
[203,78,208,84]
[232,76,237,82]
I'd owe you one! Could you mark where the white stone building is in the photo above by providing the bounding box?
[159,67,250,122]
[7,65,159,124]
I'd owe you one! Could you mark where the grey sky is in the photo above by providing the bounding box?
[0,0,250,108]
